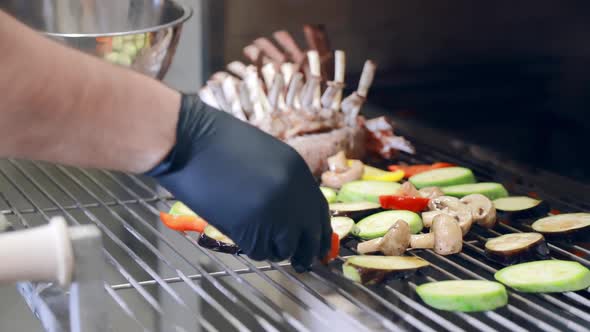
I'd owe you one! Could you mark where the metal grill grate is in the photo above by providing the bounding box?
[2,123,590,331]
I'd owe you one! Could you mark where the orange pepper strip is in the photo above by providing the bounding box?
[322,233,340,264]
[159,212,208,233]
[388,162,455,178]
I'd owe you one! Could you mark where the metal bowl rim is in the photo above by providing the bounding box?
[43,2,192,38]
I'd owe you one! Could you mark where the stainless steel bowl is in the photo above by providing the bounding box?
[1,0,192,80]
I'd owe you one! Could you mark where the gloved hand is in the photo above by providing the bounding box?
[147,94,332,271]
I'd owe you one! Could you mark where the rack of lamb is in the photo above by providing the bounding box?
[199,25,414,175]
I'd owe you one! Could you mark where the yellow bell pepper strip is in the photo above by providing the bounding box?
[347,160,404,182]
[159,212,208,233]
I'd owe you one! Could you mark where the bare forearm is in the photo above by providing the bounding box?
[0,11,180,173]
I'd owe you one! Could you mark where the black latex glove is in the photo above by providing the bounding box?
[147,94,332,271]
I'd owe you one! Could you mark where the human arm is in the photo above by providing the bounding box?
[0,10,179,173]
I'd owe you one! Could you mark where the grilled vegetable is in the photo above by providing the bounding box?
[410,214,463,256]
[460,194,497,228]
[329,201,382,220]
[160,212,208,233]
[357,220,410,255]
[493,196,549,220]
[442,182,508,200]
[343,255,429,284]
[388,162,455,178]
[531,213,590,238]
[416,280,508,312]
[331,216,355,239]
[322,232,340,264]
[353,210,423,239]
[495,260,590,292]
[320,187,337,203]
[337,180,401,203]
[484,233,550,265]
[169,201,197,216]
[198,225,240,254]
[379,195,430,212]
[409,167,475,189]
[359,164,404,182]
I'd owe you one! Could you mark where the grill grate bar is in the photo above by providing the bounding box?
[103,282,151,332]
[111,263,288,290]
[101,170,310,331]
[7,160,226,331]
[58,165,278,332]
[0,162,171,330]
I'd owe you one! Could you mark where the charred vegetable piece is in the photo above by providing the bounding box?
[320,187,337,203]
[329,201,382,220]
[416,280,508,312]
[388,162,455,178]
[442,182,509,200]
[493,196,549,220]
[531,213,590,237]
[409,167,475,189]
[331,216,355,239]
[495,260,590,293]
[485,233,550,265]
[379,195,430,212]
[337,181,401,203]
[353,210,423,239]
[343,255,429,284]
[198,225,240,254]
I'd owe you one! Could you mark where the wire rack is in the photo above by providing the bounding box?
[2,127,590,331]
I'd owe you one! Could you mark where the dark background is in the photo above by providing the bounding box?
[211,0,590,183]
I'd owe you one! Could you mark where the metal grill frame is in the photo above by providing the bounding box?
[2,107,589,332]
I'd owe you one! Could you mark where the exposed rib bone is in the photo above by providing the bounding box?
[273,30,305,64]
[199,86,219,109]
[261,63,276,90]
[222,76,247,121]
[280,62,295,86]
[332,50,346,110]
[306,51,322,108]
[286,72,304,108]
[207,80,231,113]
[268,73,285,111]
[357,60,377,98]
[227,61,248,78]
[238,81,253,116]
[243,44,261,64]
[254,37,286,64]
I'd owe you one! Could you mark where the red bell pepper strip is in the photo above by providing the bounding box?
[379,195,430,212]
[322,233,340,264]
[159,212,208,233]
[388,162,455,178]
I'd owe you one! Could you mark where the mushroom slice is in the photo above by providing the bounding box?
[410,214,463,255]
[426,196,473,234]
[461,194,497,228]
[428,196,460,211]
[357,219,410,256]
[419,187,445,199]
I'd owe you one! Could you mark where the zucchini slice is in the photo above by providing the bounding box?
[442,182,509,200]
[484,233,550,265]
[331,216,355,239]
[320,187,338,203]
[337,181,401,203]
[531,213,590,237]
[416,280,508,312]
[329,201,382,220]
[353,210,423,239]
[493,196,549,220]
[198,225,240,254]
[495,260,590,293]
[409,167,475,189]
[169,201,198,216]
[343,255,429,284]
